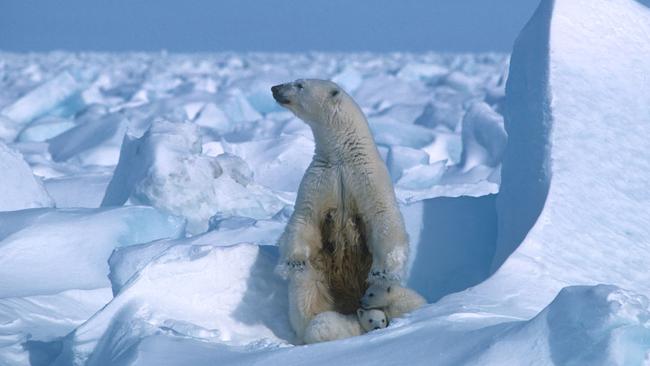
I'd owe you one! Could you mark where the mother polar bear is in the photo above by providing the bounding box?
[271,79,409,341]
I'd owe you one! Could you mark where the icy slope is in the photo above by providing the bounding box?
[467,0,650,317]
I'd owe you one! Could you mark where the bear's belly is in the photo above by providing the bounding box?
[310,206,372,315]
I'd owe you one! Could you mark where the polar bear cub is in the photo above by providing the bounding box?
[303,308,388,344]
[360,284,426,320]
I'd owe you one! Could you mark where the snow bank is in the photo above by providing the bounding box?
[0,206,184,297]
[62,283,650,366]
[0,142,54,211]
[473,0,650,316]
[108,216,285,294]
[468,285,650,365]
[0,288,112,366]
[101,120,287,234]
[0,206,183,365]
[54,243,290,366]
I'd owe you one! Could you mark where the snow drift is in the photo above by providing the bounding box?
[480,0,650,314]
[0,206,185,365]
[53,243,290,366]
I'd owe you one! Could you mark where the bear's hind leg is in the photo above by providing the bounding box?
[288,265,335,342]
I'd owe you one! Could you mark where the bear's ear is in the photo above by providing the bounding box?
[357,308,365,318]
[387,286,391,293]
[330,89,340,98]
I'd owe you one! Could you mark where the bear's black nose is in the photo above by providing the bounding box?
[374,326,380,330]
[271,84,290,105]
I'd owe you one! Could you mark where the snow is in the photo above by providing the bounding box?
[0,142,54,211]
[1,0,649,362]
[48,113,127,165]
[101,120,287,234]
[0,206,185,297]
[53,243,291,366]
[457,101,507,171]
[0,206,184,365]
[0,71,83,128]
[482,0,650,315]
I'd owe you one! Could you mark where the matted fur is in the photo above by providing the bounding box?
[311,208,373,315]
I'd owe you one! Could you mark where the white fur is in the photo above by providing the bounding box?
[303,308,387,344]
[360,284,426,320]
[272,79,410,340]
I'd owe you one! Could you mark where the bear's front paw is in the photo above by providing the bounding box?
[368,267,401,284]
[287,260,307,272]
[369,269,388,281]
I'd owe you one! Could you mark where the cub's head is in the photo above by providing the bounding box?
[356,308,388,332]
[271,79,347,125]
[360,283,393,309]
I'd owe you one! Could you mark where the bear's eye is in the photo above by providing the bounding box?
[368,319,373,323]
[369,293,374,297]
[382,319,385,323]
[330,89,339,97]
[387,287,391,293]
[296,82,304,90]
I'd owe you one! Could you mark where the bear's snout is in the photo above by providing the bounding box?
[271,84,291,105]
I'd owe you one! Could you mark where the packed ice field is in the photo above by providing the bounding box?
[0,51,510,365]
[2,0,650,364]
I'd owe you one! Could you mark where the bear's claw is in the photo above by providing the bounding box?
[368,268,400,284]
[287,260,307,272]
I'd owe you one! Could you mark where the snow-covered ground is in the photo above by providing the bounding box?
[1,0,650,364]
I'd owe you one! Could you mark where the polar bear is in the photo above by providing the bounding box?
[271,79,409,341]
[303,308,388,344]
[360,284,426,320]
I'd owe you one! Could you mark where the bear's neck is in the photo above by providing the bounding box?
[310,111,378,166]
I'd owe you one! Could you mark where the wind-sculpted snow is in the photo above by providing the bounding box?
[479,0,650,312]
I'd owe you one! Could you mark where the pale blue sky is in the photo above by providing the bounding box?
[1,0,541,52]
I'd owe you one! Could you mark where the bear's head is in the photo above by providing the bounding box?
[271,79,350,125]
[360,283,393,309]
[356,308,388,332]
